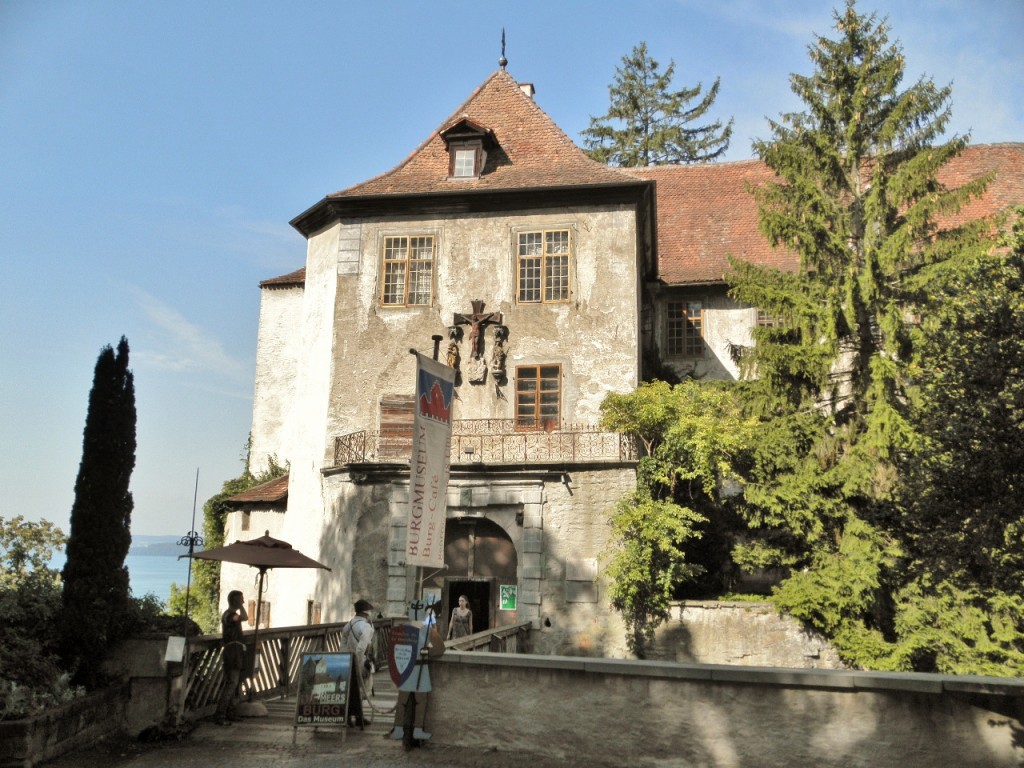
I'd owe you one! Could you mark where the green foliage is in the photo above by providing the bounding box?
[176,453,287,633]
[888,580,1024,675]
[873,208,1024,674]
[0,516,64,588]
[771,515,901,668]
[604,493,705,658]
[899,209,1024,593]
[60,337,136,689]
[601,381,757,653]
[0,517,83,719]
[582,41,733,166]
[721,3,1015,674]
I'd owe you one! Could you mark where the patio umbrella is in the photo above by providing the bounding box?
[180,531,331,682]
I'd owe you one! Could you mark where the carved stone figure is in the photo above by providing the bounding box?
[446,326,462,371]
[490,325,508,381]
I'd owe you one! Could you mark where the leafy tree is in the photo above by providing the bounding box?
[0,517,78,718]
[582,41,733,166]
[899,209,1024,594]
[0,516,64,588]
[600,380,756,655]
[169,451,287,633]
[60,337,136,688]
[885,208,1024,674]
[725,1,995,669]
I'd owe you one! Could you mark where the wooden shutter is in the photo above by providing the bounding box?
[379,394,415,459]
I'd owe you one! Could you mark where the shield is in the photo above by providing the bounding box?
[181,531,331,680]
[387,623,421,688]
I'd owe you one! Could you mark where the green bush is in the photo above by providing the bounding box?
[0,516,84,720]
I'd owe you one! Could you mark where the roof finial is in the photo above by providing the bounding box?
[499,28,507,70]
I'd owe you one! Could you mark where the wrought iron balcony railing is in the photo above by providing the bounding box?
[332,419,637,467]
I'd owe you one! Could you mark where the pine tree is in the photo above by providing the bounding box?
[60,337,136,688]
[726,1,992,669]
[582,42,733,166]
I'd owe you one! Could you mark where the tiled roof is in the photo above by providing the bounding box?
[226,474,289,506]
[259,268,306,288]
[629,160,796,285]
[632,143,1024,285]
[272,143,1023,289]
[934,143,1024,227]
[325,69,641,199]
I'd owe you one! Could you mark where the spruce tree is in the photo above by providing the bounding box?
[881,209,1024,675]
[582,42,733,166]
[726,1,991,669]
[61,337,136,688]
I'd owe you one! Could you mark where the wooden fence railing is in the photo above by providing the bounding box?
[443,622,532,653]
[181,619,531,717]
[181,618,400,717]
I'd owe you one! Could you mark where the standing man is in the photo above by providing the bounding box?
[214,590,248,726]
[342,599,375,726]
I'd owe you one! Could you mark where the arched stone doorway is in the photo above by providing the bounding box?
[432,516,518,633]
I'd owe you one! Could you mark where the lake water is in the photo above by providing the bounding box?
[126,554,195,604]
[50,553,194,606]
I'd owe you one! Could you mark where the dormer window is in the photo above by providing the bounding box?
[440,117,494,181]
[451,142,483,178]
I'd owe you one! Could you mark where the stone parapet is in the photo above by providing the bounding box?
[431,652,1024,767]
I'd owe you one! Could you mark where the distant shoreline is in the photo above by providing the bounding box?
[123,535,204,557]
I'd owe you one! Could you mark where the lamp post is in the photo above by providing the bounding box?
[177,468,204,632]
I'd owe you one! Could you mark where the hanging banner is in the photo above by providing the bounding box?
[406,352,455,568]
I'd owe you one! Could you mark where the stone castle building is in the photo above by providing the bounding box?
[222,66,1024,657]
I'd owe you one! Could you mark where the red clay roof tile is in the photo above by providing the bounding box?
[327,70,640,199]
[226,474,289,505]
[630,143,1024,285]
[259,268,306,288]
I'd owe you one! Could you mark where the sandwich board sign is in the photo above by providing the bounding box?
[294,652,352,726]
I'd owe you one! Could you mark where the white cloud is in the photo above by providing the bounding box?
[128,286,249,381]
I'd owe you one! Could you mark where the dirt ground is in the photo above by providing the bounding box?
[41,729,610,768]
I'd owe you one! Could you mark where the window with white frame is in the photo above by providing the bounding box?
[517,229,570,303]
[382,235,434,306]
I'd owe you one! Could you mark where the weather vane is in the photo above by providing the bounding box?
[499,28,507,70]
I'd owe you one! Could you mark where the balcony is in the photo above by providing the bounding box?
[331,419,637,467]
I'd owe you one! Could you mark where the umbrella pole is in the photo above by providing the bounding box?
[247,567,267,701]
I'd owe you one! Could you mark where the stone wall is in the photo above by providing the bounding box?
[649,600,845,668]
[0,685,127,768]
[430,652,1024,768]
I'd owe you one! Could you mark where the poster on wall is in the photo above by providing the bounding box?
[294,652,352,726]
[500,584,518,611]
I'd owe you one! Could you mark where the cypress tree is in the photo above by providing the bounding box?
[726,1,992,668]
[61,337,136,688]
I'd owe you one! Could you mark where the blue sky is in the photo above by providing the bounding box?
[2,0,1022,538]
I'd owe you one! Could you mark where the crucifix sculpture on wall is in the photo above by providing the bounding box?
[454,300,504,384]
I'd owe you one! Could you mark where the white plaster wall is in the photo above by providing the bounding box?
[252,222,343,628]
[657,288,757,382]
[326,205,641,438]
[248,284,303,474]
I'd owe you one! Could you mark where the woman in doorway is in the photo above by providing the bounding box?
[446,595,473,640]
